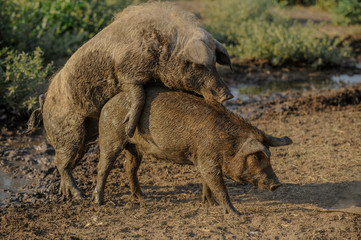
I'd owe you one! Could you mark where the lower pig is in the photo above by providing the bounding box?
[93,87,292,215]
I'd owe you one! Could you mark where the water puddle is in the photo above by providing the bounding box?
[0,139,44,203]
[230,73,361,102]
[356,62,361,70]
[0,169,26,202]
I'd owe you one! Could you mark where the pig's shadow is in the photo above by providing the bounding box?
[130,180,361,210]
[230,180,361,210]
[128,183,202,204]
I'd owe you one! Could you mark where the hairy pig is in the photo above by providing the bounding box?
[93,87,293,215]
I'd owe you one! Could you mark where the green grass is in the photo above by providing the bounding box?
[203,0,352,67]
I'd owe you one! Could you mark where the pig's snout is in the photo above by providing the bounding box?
[220,91,233,103]
[202,88,233,104]
[269,180,282,191]
[214,88,233,103]
[257,178,282,191]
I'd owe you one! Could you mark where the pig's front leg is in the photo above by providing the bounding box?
[198,164,240,216]
[122,83,145,138]
[202,181,218,206]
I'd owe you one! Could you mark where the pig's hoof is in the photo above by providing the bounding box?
[125,125,136,138]
[91,192,104,205]
[224,207,241,217]
[59,184,84,201]
[202,194,218,206]
[130,190,147,201]
[72,190,85,200]
[122,115,130,124]
[92,196,104,205]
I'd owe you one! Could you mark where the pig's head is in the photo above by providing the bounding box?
[224,135,293,191]
[174,33,233,103]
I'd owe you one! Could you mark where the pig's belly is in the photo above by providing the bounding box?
[145,147,194,165]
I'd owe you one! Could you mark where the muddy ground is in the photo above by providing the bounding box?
[1,79,361,239]
[1,2,361,239]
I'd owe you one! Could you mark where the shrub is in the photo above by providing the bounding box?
[331,0,361,25]
[275,0,361,25]
[203,0,352,67]
[0,0,145,118]
[276,0,316,6]
[1,0,146,61]
[0,47,53,116]
[275,0,336,8]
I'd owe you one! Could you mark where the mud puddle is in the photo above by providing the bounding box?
[230,73,361,102]
[0,130,54,204]
[0,169,26,202]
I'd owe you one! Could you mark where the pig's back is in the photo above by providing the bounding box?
[100,86,237,163]
[136,87,228,149]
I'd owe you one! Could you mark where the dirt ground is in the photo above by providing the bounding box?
[1,2,361,240]
[1,82,360,239]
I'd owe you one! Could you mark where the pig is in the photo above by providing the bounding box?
[93,86,293,215]
[41,2,233,199]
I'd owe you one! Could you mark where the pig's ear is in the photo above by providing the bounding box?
[183,39,215,69]
[266,135,293,147]
[240,138,271,160]
[215,39,233,70]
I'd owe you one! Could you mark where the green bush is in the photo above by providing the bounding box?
[0,0,145,118]
[275,0,361,25]
[0,47,53,116]
[314,0,338,10]
[331,0,361,25]
[1,0,145,61]
[203,0,352,67]
[275,0,336,8]
[276,0,316,6]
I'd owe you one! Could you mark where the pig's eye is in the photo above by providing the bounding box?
[250,155,261,163]
[254,154,263,163]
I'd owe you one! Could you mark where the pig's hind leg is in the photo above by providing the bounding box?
[124,143,146,200]
[54,123,87,200]
[92,123,128,204]
[122,83,145,138]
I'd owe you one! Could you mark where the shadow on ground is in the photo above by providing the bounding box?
[230,181,361,212]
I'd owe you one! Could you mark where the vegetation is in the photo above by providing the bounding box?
[331,0,361,25]
[1,0,142,60]
[276,0,333,7]
[0,47,53,116]
[203,0,352,66]
[0,0,144,117]
[277,0,361,25]
[0,0,358,118]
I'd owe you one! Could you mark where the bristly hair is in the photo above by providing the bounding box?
[172,89,266,141]
[114,2,200,27]
[208,100,266,139]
